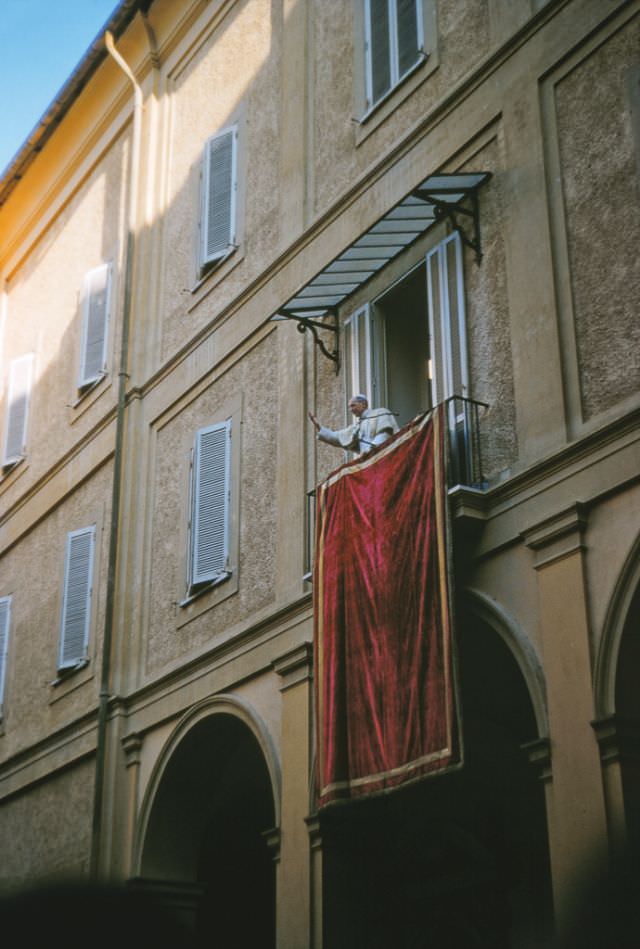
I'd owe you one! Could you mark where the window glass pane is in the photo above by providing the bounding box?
[396,0,420,77]
[369,0,392,104]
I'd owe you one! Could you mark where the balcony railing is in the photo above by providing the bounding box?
[444,395,488,490]
[304,397,488,579]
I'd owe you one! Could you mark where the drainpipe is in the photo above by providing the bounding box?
[90,28,142,879]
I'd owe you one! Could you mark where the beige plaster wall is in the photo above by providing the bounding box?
[312,0,491,216]
[0,462,112,759]
[146,330,278,675]
[160,0,281,363]
[555,15,640,421]
[0,756,94,890]
[1,130,129,507]
[464,136,518,480]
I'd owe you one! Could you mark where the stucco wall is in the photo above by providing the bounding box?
[1,131,129,500]
[465,137,518,480]
[160,0,281,363]
[555,15,640,421]
[146,330,278,674]
[0,462,112,759]
[0,757,94,891]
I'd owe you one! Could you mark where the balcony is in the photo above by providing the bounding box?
[304,397,489,578]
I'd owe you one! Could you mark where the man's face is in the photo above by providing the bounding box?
[349,398,367,418]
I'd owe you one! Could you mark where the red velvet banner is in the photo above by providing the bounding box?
[314,406,460,809]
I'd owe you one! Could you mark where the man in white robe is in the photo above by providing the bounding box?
[308,394,399,456]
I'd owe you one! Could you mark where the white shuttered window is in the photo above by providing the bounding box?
[59,527,95,669]
[0,596,10,713]
[364,0,423,108]
[190,421,231,588]
[344,304,384,409]
[2,353,34,467]
[78,263,111,388]
[200,127,237,269]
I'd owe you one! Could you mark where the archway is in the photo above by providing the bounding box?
[136,702,277,949]
[613,580,640,853]
[320,609,553,948]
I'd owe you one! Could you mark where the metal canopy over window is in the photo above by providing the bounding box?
[272,172,491,370]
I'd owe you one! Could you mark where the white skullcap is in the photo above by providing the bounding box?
[352,393,368,402]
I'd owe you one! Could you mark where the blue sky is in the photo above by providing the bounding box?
[0,0,119,176]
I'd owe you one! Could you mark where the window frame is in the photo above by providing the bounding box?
[58,525,96,672]
[78,262,112,390]
[363,0,426,111]
[186,418,233,596]
[0,595,11,717]
[199,124,239,274]
[2,352,34,468]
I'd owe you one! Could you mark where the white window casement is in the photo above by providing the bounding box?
[342,231,476,483]
[364,0,425,110]
[188,419,232,592]
[200,126,238,273]
[59,526,95,671]
[78,263,112,389]
[345,231,466,425]
[2,352,34,468]
[0,596,10,716]
[344,303,385,408]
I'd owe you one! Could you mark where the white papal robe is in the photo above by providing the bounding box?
[317,408,399,456]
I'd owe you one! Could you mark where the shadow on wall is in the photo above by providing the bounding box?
[559,851,640,949]
[0,879,196,948]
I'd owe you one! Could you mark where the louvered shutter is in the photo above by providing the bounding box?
[78,263,111,387]
[59,527,95,669]
[201,127,237,268]
[3,353,34,466]
[0,596,10,710]
[191,421,231,586]
[344,304,384,408]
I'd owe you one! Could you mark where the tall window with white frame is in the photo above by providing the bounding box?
[344,231,473,481]
[2,353,34,469]
[187,420,232,595]
[78,263,112,390]
[199,125,238,275]
[364,0,424,109]
[0,596,11,717]
[58,526,95,672]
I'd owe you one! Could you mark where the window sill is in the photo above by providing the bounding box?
[49,658,93,703]
[187,246,244,315]
[354,51,438,147]
[176,569,237,630]
[68,373,111,424]
[178,570,232,608]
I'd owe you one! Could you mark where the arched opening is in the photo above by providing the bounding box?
[321,616,553,948]
[137,711,276,949]
[614,580,640,855]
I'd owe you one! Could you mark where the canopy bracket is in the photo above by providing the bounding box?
[276,308,340,372]
[413,188,483,264]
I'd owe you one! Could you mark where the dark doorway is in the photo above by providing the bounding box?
[139,712,276,949]
[615,582,640,854]
[321,619,553,948]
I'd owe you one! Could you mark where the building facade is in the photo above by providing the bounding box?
[0,0,639,945]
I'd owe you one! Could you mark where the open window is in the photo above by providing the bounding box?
[344,232,483,484]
